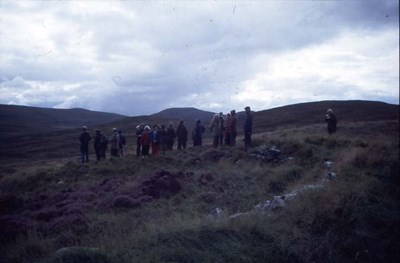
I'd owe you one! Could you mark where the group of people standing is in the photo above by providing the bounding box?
[135,121,187,158]
[79,106,254,162]
[209,106,253,149]
[134,105,254,157]
[79,127,126,163]
[79,106,337,163]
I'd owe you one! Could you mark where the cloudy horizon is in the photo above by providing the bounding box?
[0,0,398,116]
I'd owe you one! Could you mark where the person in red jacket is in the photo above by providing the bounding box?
[140,126,151,158]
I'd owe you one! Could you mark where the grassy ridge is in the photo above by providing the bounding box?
[0,120,399,263]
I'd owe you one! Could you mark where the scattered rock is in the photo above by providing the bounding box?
[229,212,250,219]
[253,196,285,214]
[251,145,283,162]
[208,208,225,220]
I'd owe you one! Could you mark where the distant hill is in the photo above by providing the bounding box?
[93,108,216,138]
[0,104,127,137]
[151,107,215,123]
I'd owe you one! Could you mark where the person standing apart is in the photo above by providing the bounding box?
[79,126,91,163]
[93,130,102,161]
[109,128,120,157]
[136,123,144,158]
[325,108,337,135]
[176,120,188,150]
[244,106,253,151]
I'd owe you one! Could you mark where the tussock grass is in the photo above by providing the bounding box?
[0,120,398,262]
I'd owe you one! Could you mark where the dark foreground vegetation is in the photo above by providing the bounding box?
[0,118,398,263]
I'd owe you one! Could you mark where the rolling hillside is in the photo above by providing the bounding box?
[0,104,127,137]
[251,100,399,132]
[0,105,398,263]
[0,100,398,164]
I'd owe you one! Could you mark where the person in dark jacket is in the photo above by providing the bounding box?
[159,124,168,154]
[218,112,225,146]
[224,113,231,145]
[166,122,176,150]
[325,108,337,135]
[136,123,144,158]
[93,130,102,161]
[229,110,237,146]
[176,120,188,150]
[100,134,108,159]
[79,126,91,163]
[243,106,253,151]
[192,119,205,146]
[118,130,126,156]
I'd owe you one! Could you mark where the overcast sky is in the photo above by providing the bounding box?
[0,1,398,116]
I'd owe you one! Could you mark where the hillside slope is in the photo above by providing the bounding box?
[0,118,398,263]
[0,104,127,136]
[250,100,399,132]
[0,100,398,163]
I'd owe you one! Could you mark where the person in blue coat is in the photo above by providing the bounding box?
[192,119,205,146]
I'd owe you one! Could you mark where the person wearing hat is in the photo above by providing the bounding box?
[79,125,91,163]
[243,106,253,150]
[325,108,337,135]
[109,128,120,157]
[93,129,102,161]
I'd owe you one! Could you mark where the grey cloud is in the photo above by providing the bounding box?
[0,1,398,115]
